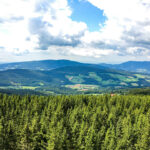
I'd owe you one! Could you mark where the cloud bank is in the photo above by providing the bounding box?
[86,0,150,57]
[0,0,150,63]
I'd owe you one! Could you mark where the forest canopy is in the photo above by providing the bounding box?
[0,94,150,149]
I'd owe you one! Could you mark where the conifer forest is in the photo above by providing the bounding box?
[0,94,149,149]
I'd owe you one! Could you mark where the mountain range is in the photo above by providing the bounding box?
[0,59,106,71]
[0,60,150,73]
[0,59,150,94]
[100,61,150,74]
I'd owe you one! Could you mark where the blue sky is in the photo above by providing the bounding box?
[68,0,106,32]
[0,0,150,63]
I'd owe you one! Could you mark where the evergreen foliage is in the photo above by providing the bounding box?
[129,88,150,95]
[0,94,149,149]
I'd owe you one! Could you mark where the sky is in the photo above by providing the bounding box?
[0,0,150,64]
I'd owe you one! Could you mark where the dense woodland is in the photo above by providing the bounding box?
[128,88,150,95]
[0,94,150,149]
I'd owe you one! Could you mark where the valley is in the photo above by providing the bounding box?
[0,60,150,94]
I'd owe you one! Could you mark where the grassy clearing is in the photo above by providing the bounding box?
[0,86,37,90]
[131,83,139,86]
[21,86,37,90]
[146,79,150,82]
[135,74,146,78]
[66,84,99,91]
[109,74,139,82]
[89,72,102,82]
[66,75,84,84]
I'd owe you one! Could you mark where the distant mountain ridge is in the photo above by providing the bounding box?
[0,60,83,70]
[0,60,150,74]
[100,61,150,73]
[0,59,106,71]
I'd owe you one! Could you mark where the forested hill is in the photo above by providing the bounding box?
[0,94,149,149]
[100,61,150,73]
[0,59,106,71]
[1,60,150,74]
[0,66,150,92]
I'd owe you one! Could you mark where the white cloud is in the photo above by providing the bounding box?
[0,0,91,63]
[0,0,38,54]
[86,0,150,57]
[0,0,35,20]
[29,0,87,49]
[69,47,118,58]
[1,0,150,63]
[0,0,87,54]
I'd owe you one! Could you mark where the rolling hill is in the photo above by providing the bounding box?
[0,59,106,71]
[1,60,150,74]
[100,61,150,73]
[0,66,150,93]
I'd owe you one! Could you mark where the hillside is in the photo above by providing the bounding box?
[1,60,150,74]
[100,61,150,73]
[0,59,106,71]
[0,66,150,93]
